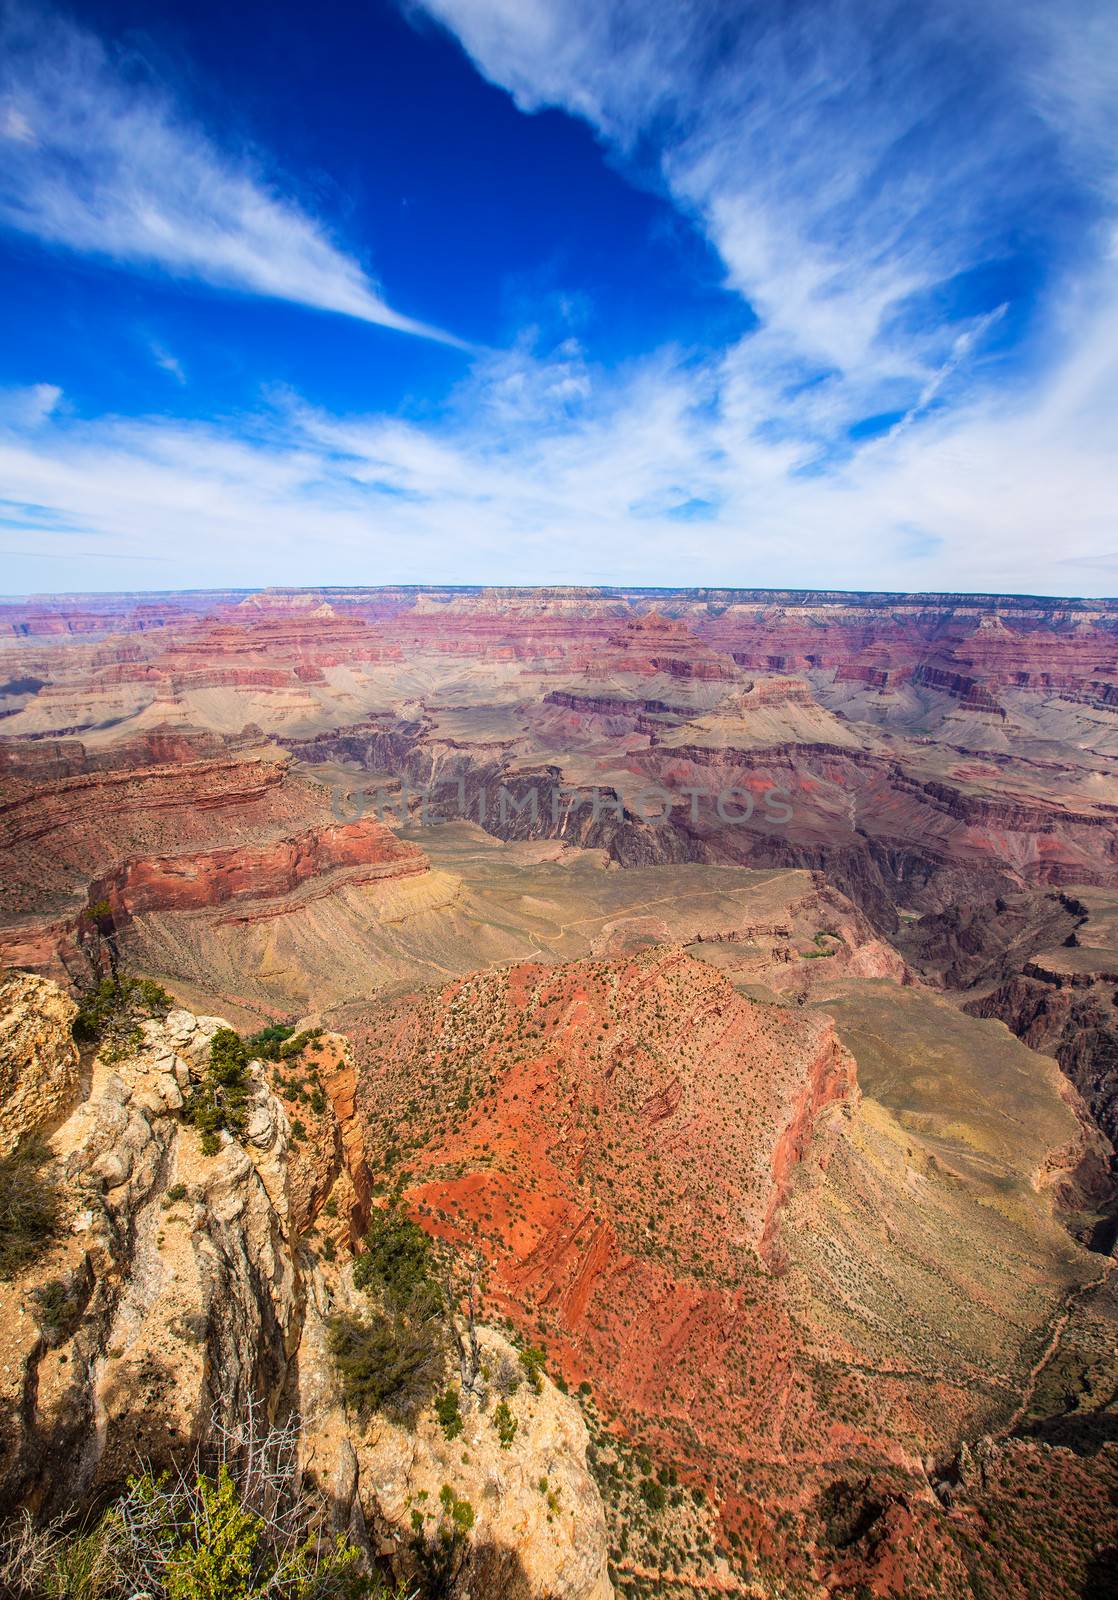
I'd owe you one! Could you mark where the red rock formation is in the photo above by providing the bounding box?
[336,942,1107,1589]
[0,742,353,971]
[911,661,1007,714]
[344,952,857,1435]
[86,817,426,923]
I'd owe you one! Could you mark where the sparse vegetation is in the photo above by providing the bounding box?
[0,1411,406,1599]
[72,974,173,1062]
[326,1306,437,1420]
[353,1205,440,1318]
[434,1387,463,1440]
[518,1345,546,1394]
[278,1028,325,1061]
[243,1024,296,1061]
[185,1028,251,1154]
[0,1140,61,1279]
[328,1206,451,1426]
[408,1485,474,1598]
[492,1400,517,1449]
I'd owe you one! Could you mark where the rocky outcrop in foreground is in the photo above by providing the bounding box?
[0,975,611,1600]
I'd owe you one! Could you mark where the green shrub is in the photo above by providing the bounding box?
[409,1485,474,1597]
[434,1388,463,1440]
[518,1345,546,1394]
[186,1028,252,1152]
[327,1310,436,1419]
[210,1028,250,1093]
[243,1023,296,1062]
[330,1207,452,1429]
[0,1457,390,1599]
[72,974,173,1061]
[164,1465,262,1600]
[493,1401,517,1449]
[640,1479,668,1513]
[0,1140,60,1279]
[353,1206,439,1317]
[438,1485,474,1534]
[279,1028,324,1061]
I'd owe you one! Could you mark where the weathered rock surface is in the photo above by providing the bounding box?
[0,970,78,1155]
[87,817,428,923]
[0,974,613,1600]
[298,1307,612,1600]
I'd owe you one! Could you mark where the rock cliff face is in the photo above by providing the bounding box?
[87,818,427,923]
[969,976,1118,1150]
[899,885,1118,1243]
[0,737,437,1009]
[896,889,1082,988]
[0,975,613,1600]
[0,971,78,1155]
[0,748,305,923]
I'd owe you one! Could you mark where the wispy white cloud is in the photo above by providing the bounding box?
[412,0,1118,447]
[2,287,1116,595]
[149,342,186,384]
[0,2,463,345]
[0,382,62,428]
[2,0,1116,595]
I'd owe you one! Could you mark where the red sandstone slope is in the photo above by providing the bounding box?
[335,948,1105,1584]
[341,952,856,1488]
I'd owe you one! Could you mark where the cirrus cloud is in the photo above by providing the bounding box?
[0,2,464,345]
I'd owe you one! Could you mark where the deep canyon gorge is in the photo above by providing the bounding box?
[1,585,1117,1599]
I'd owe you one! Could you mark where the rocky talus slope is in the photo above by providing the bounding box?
[0,974,612,1600]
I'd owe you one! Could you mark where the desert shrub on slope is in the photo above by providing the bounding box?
[185,1027,251,1155]
[0,1139,60,1279]
[327,1308,438,1420]
[0,1418,408,1599]
[330,1204,449,1423]
[72,974,172,1062]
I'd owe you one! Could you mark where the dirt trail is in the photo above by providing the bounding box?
[996,1256,1116,1440]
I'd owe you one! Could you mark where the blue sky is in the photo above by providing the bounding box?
[0,0,1116,595]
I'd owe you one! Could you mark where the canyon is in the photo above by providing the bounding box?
[1,585,1117,1599]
